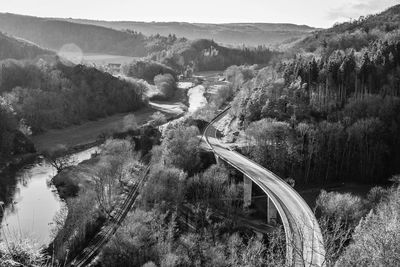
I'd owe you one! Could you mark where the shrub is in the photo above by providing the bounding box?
[337,186,400,266]
[142,163,186,208]
[122,59,176,82]
[0,238,46,266]
[150,111,167,127]
[160,125,201,173]
[315,190,366,224]
[154,73,177,99]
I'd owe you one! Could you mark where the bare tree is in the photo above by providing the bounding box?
[42,144,75,173]
[93,160,122,219]
[284,213,352,267]
[318,216,352,266]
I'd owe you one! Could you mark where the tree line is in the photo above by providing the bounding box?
[0,57,147,161]
[150,39,277,73]
[0,57,147,133]
[228,32,400,185]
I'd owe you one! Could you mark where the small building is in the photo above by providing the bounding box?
[107,63,122,74]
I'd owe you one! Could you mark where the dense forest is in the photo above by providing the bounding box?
[291,5,400,54]
[1,58,147,132]
[0,56,147,161]
[150,39,277,73]
[0,34,52,161]
[47,121,287,266]
[226,7,400,186]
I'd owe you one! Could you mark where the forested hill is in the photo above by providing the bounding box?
[0,31,52,60]
[0,13,148,57]
[223,4,400,186]
[327,4,400,34]
[151,39,277,72]
[50,18,316,47]
[290,4,400,54]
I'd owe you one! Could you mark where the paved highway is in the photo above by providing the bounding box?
[203,107,326,266]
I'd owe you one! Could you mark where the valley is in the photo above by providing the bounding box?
[1,3,400,267]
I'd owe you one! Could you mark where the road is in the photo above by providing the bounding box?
[203,107,326,267]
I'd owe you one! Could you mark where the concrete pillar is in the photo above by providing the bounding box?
[243,174,252,208]
[215,155,222,165]
[267,196,278,225]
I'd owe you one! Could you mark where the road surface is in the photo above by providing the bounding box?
[203,107,326,267]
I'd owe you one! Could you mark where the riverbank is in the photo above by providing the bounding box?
[50,137,151,264]
[31,107,157,152]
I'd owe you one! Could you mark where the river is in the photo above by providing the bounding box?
[0,78,209,246]
[0,147,98,245]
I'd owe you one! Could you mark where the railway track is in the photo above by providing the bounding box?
[66,165,150,267]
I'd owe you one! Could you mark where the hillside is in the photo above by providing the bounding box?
[151,39,277,72]
[290,4,400,54]
[53,18,316,47]
[0,31,52,60]
[0,13,148,57]
[327,4,400,35]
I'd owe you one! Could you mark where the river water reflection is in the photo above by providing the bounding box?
[0,147,98,245]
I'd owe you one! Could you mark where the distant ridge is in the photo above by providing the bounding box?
[0,13,148,57]
[50,18,316,47]
[287,4,400,52]
[0,31,52,60]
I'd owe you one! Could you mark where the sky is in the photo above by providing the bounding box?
[1,0,399,28]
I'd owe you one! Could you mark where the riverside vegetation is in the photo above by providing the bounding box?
[1,4,400,267]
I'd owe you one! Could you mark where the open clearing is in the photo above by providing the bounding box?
[82,53,136,65]
[31,107,156,152]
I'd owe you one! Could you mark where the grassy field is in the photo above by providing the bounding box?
[82,53,136,65]
[31,107,156,152]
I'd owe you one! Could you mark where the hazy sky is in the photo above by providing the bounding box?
[1,0,399,28]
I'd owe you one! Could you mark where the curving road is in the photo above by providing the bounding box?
[203,107,326,267]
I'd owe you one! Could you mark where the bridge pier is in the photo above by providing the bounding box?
[267,196,278,225]
[215,155,222,165]
[243,174,252,208]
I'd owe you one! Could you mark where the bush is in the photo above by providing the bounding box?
[160,125,201,173]
[122,59,176,82]
[337,186,400,266]
[154,73,177,99]
[0,238,46,266]
[101,209,168,267]
[43,144,75,173]
[150,111,167,127]
[142,163,186,208]
[122,114,138,132]
[315,190,366,224]
[185,165,229,206]
[213,85,235,108]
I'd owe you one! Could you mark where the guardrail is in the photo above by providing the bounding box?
[202,107,325,266]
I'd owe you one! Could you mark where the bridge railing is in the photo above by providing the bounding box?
[202,106,297,266]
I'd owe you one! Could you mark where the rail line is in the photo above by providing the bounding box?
[66,165,150,267]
